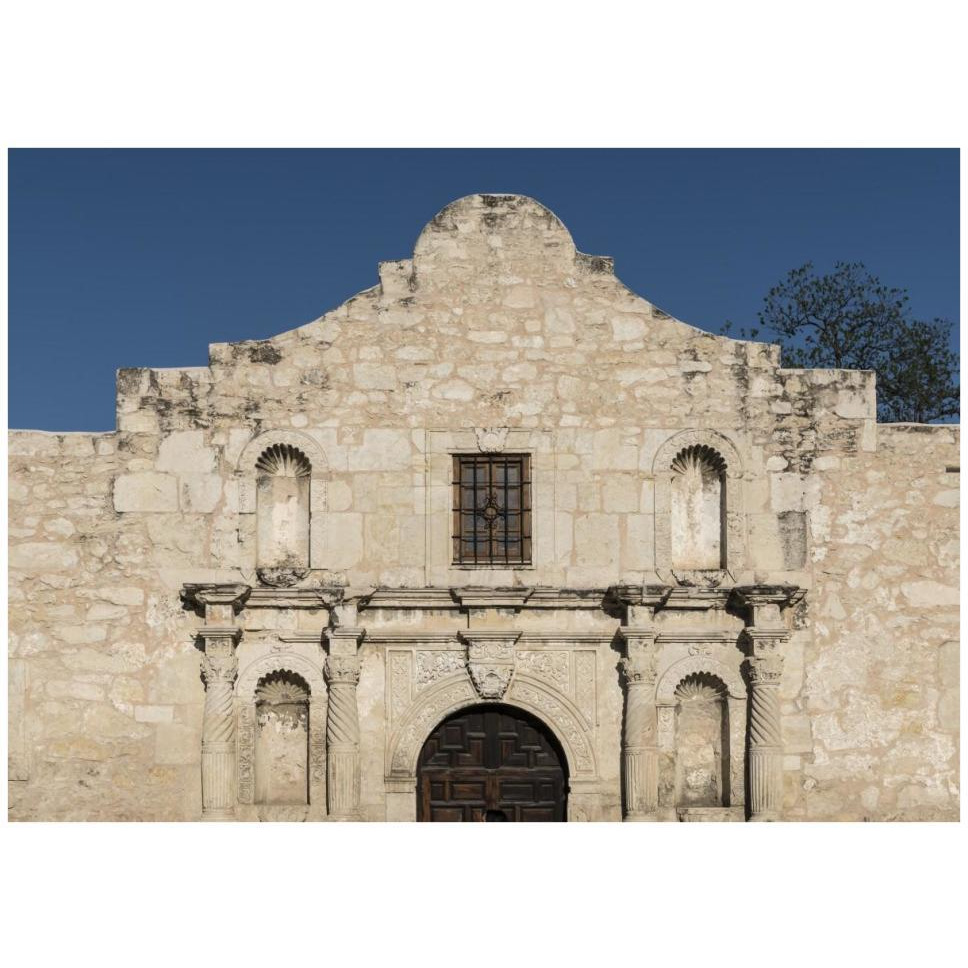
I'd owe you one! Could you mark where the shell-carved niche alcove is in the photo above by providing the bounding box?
[254,671,311,805]
[235,650,327,820]
[654,652,747,821]
[653,430,746,587]
[235,430,329,587]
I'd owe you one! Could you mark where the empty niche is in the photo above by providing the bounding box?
[256,443,311,584]
[255,671,310,805]
[674,673,729,808]
[670,445,727,571]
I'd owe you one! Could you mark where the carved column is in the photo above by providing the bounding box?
[186,583,250,822]
[201,632,241,820]
[619,631,659,821]
[613,586,669,822]
[745,649,784,821]
[325,626,364,820]
[733,585,801,822]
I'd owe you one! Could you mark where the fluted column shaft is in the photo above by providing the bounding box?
[746,653,784,821]
[325,646,362,819]
[201,636,240,820]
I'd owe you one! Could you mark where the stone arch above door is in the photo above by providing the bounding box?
[387,673,597,781]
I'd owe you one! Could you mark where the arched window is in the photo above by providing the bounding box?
[254,671,311,805]
[673,672,729,808]
[256,443,311,584]
[670,444,727,572]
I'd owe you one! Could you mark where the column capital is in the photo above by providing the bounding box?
[620,651,657,686]
[324,654,361,686]
[745,653,784,684]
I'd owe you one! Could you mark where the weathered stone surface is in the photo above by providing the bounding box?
[7,194,959,822]
[114,473,178,512]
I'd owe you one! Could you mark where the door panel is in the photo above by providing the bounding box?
[417,705,567,822]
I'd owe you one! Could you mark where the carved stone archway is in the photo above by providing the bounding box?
[236,652,327,812]
[385,672,597,821]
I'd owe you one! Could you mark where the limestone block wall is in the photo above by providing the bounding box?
[791,424,960,820]
[8,431,203,820]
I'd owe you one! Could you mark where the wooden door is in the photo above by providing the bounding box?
[417,705,567,821]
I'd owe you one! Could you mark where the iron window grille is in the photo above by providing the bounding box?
[452,454,532,566]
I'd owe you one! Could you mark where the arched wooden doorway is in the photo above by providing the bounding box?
[417,704,568,822]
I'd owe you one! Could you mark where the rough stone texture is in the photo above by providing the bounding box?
[8,194,959,821]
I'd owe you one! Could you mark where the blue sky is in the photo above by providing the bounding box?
[8,148,959,431]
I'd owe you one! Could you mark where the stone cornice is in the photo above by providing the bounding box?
[453,587,533,610]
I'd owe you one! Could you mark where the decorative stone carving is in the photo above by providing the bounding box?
[389,651,413,722]
[671,569,727,588]
[256,566,310,588]
[574,651,596,727]
[237,701,257,805]
[391,680,477,774]
[415,650,466,690]
[474,427,509,453]
[461,630,520,700]
[388,673,597,781]
[508,681,594,773]
[516,651,569,689]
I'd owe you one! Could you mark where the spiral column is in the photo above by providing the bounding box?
[183,583,250,822]
[745,651,784,821]
[201,635,240,820]
[618,627,660,821]
[325,626,364,820]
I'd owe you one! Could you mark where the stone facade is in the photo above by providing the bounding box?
[8,194,959,821]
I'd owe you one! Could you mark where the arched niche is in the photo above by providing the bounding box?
[235,430,328,581]
[672,673,729,808]
[255,443,311,583]
[254,671,311,805]
[655,654,746,813]
[653,430,745,583]
[670,445,726,571]
[236,653,326,810]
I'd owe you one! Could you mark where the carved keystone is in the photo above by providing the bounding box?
[459,630,521,700]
